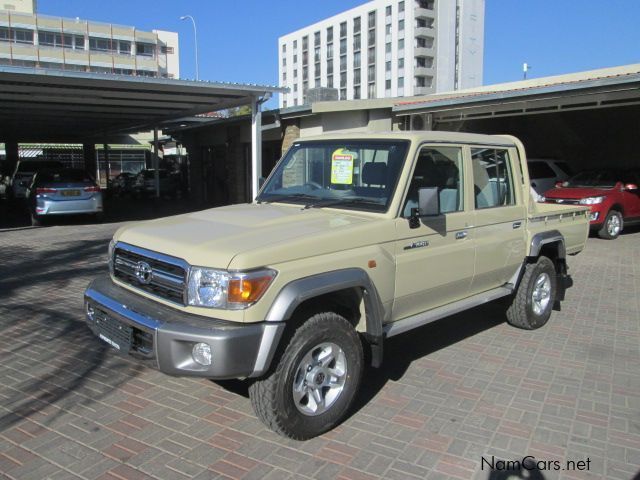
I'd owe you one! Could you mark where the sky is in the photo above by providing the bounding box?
[39,0,640,107]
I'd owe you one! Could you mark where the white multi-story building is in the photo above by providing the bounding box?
[278,0,484,107]
[0,0,179,78]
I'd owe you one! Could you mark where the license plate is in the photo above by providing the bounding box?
[94,310,133,353]
[62,190,81,197]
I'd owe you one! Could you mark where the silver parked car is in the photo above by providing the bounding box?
[27,169,103,226]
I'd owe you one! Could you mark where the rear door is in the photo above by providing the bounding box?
[392,144,475,321]
[470,146,527,294]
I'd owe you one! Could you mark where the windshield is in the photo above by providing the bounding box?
[565,169,625,188]
[17,161,63,173]
[257,140,410,212]
[37,170,94,184]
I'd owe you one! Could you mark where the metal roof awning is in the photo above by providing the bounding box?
[393,64,640,123]
[0,66,286,142]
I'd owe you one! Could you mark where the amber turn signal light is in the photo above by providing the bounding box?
[228,274,274,304]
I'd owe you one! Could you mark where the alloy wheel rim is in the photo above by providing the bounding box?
[607,214,621,236]
[532,272,551,316]
[292,342,347,416]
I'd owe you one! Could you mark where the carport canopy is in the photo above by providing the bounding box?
[0,66,286,199]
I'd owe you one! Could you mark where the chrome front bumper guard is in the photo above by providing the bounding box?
[84,275,284,379]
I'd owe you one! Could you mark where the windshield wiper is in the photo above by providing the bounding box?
[303,197,383,209]
[257,193,318,204]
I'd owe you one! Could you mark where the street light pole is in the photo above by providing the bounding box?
[180,15,199,81]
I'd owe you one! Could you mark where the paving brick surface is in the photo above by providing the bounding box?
[0,219,639,480]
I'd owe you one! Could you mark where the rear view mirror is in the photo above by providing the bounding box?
[409,187,440,228]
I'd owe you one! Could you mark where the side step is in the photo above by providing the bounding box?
[383,286,513,338]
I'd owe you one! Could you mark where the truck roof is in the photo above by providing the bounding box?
[295,130,517,147]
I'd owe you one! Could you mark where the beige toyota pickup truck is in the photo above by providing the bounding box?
[84,132,589,439]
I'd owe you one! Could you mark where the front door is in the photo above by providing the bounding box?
[392,145,475,321]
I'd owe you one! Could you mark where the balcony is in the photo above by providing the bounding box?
[413,86,432,95]
[414,46,434,57]
[413,66,433,76]
[414,7,435,19]
[414,27,433,37]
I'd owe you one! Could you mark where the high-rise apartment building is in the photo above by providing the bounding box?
[0,2,179,79]
[278,0,484,107]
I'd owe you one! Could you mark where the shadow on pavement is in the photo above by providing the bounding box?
[0,235,144,432]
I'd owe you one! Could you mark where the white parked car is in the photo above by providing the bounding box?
[527,158,573,196]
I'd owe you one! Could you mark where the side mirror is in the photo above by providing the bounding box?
[409,187,440,228]
[624,183,638,191]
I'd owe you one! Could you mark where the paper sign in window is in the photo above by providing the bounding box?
[331,149,355,184]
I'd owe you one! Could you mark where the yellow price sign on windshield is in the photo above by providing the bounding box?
[331,148,355,184]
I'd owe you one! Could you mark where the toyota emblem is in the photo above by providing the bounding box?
[134,261,153,285]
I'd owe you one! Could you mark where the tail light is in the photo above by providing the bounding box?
[84,185,101,192]
[36,187,57,194]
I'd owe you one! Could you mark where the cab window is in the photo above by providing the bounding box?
[402,146,463,217]
[471,148,515,209]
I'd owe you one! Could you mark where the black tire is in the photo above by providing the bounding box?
[598,210,623,240]
[30,212,42,226]
[249,312,363,440]
[507,256,557,330]
[93,212,105,223]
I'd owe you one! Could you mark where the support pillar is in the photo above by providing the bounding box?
[251,96,262,202]
[103,144,110,189]
[153,127,160,198]
[5,141,19,175]
[83,143,97,178]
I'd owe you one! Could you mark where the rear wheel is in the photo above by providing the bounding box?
[249,312,363,440]
[598,210,623,240]
[507,256,557,330]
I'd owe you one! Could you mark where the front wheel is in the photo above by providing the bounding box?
[249,312,363,440]
[598,210,623,240]
[507,256,557,330]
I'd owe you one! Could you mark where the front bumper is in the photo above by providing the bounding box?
[84,275,284,379]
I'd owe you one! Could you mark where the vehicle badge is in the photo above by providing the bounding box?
[134,261,153,285]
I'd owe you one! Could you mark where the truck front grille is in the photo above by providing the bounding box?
[548,198,580,205]
[113,243,188,305]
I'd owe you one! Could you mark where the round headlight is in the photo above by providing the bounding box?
[192,343,212,366]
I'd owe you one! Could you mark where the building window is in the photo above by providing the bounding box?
[416,17,434,28]
[293,40,297,50]
[161,45,174,54]
[416,76,426,87]
[340,55,347,71]
[398,57,404,69]
[314,46,320,62]
[368,29,376,45]
[354,86,361,99]
[340,37,346,55]
[314,31,320,46]
[354,51,361,68]
[302,51,308,65]
[353,33,361,51]
[367,82,375,98]
[385,5,392,16]
[354,68,361,84]
[136,42,155,57]
[398,38,405,51]
[282,56,287,67]
[368,65,375,82]
[302,35,308,51]
[327,43,333,59]
[417,0,435,9]
[416,36,434,48]
[340,71,346,86]
[90,37,113,53]
[354,17,361,33]
[398,77,404,88]
[385,79,391,90]
[2,28,34,44]
[302,66,308,80]
[117,40,131,55]
[282,43,286,53]
[367,47,375,64]
[368,10,376,28]
[283,100,287,108]
[398,19,405,31]
[327,59,334,74]
[385,43,391,54]
[39,31,77,49]
[282,72,287,82]
[340,22,347,38]
[340,88,347,100]
[385,60,391,71]
[294,83,298,92]
[327,75,333,88]
[327,26,333,43]
[399,1,405,12]
[293,68,297,78]
[293,54,297,63]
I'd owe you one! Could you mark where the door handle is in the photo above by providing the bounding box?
[456,230,468,239]
[513,221,522,229]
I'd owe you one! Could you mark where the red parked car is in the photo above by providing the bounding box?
[544,169,640,239]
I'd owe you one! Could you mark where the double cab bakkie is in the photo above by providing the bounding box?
[84,132,589,439]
